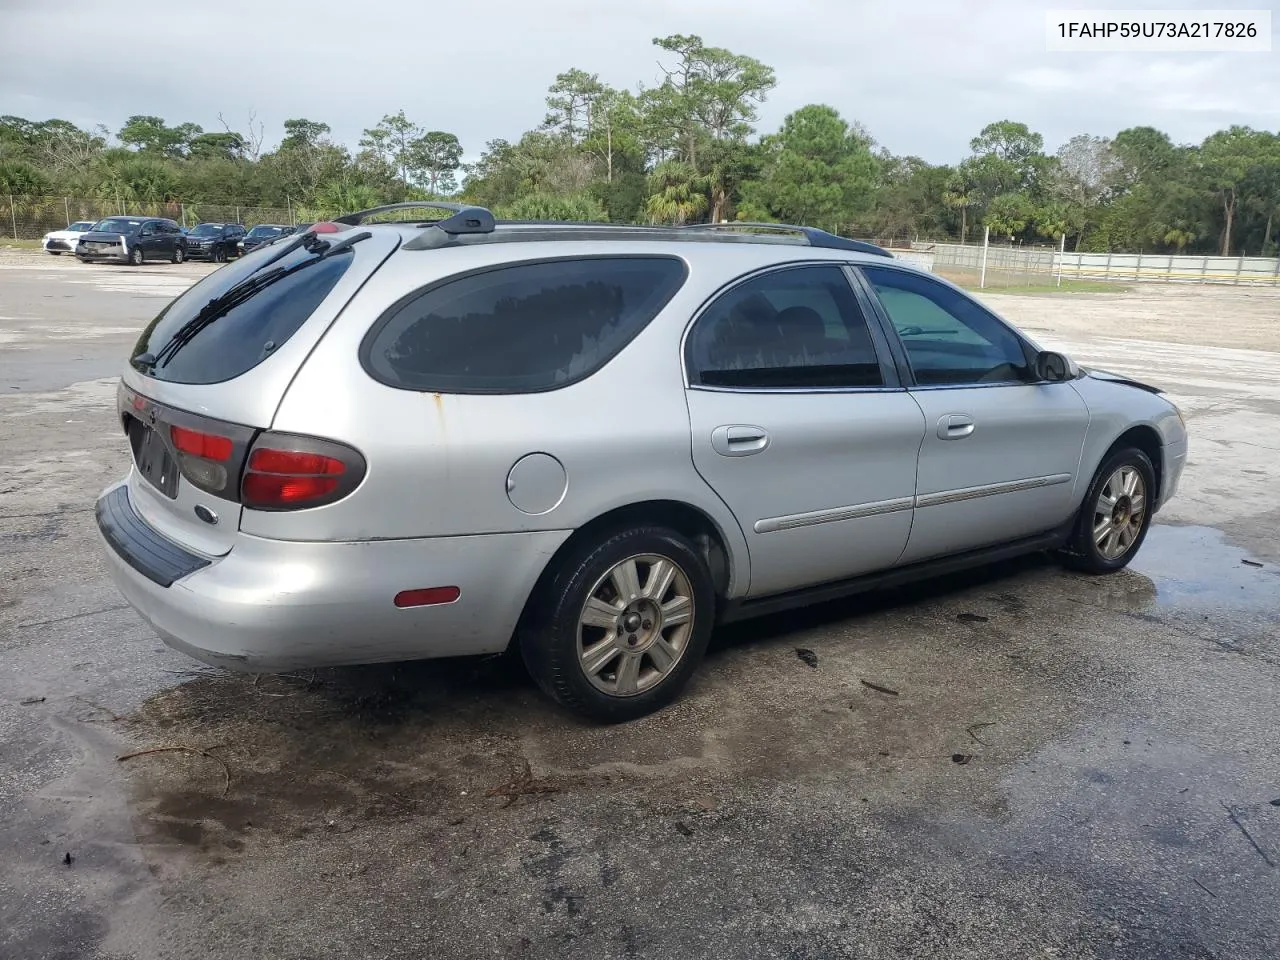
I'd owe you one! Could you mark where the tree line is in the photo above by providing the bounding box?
[3,33,1278,256]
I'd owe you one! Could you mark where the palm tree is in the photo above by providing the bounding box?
[942,171,975,243]
[645,160,708,225]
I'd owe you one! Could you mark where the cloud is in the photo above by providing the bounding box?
[1,0,1276,165]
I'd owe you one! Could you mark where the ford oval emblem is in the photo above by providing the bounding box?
[193,504,218,525]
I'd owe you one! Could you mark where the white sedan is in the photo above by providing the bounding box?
[42,221,96,255]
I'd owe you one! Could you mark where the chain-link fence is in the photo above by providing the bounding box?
[0,195,325,240]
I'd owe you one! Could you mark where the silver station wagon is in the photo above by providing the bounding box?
[96,204,1188,721]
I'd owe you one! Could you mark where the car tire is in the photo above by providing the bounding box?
[519,526,716,723]
[1060,446,1156,574]
[128,248,143,266]
[171,246,185,264]
[49,251,63,256]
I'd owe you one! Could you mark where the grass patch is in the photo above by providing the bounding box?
[961,279,1128,295]
[0,239,45,250]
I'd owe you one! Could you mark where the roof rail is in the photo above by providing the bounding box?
[332,201,496,236]
[680,222,893,257]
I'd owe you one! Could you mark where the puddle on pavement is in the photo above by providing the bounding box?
[1127,524,1279,613]
[115,522,1278,858]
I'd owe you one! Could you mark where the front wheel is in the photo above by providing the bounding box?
[1061,447,1156,573]
[520,526,715,722]
[127,247,143,266]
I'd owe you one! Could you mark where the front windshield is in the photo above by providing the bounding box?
[247,225,284,238]
[92,218,143,234]
[190,224,222,236]
[70,222,94,231]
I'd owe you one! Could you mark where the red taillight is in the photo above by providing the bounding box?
[247,448,345,475]
[170,425,233,461]
[240,439,363,510]
[394,587,461,608]
[310,221,342,234]
[242,472,339,504]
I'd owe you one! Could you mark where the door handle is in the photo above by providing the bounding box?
[712,424,770,457]
[937,414,975,440]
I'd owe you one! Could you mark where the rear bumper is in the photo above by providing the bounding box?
[95,481,571,672]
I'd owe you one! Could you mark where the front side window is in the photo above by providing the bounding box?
[860,266,1031,386]
[362,256,687,394]
[685,265,885,389]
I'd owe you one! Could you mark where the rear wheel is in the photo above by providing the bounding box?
[520,526,715,722]
[171,245,185,264]
[1061,447,1155,573]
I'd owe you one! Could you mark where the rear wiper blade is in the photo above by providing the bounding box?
[144,231,371,371]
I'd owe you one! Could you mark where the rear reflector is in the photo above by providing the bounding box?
[170,425,233,462]
[394,586,461,608]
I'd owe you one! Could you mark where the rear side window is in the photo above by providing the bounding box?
[132,243,356,384]
[361,256,687,393]
[686,265,885,389]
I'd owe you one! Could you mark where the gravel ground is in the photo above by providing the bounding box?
[1,253,1278,960]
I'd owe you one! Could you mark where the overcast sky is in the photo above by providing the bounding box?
[1,0,1277,165]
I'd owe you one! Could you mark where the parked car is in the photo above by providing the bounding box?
[94,204,1187,722]
[237,223,292,254]
[76,217,187,265]
[184,222,246,262]
[42,221,97,254]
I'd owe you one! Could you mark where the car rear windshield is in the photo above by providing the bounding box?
[360,255,688,394]
[247,225,284,238]
[131,241,356,384]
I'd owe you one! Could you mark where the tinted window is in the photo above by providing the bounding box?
[132,243,355,384]
[94,218,143,234]
[861,266,1031,386]
[362,256,687,394]
[686,265,883,389]
[190,224,221,236]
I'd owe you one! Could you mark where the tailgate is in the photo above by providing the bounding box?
[114,227,400,555]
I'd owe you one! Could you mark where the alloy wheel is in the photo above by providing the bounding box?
[577,554,695,697]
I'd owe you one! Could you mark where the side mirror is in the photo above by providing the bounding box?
[1034,350,1078,382]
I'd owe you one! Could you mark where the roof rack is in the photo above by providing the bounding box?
[332,201,495,236]
[679,222,893,257]
[333,201,895,258]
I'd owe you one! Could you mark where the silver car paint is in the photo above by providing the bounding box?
[97,226,1188,671]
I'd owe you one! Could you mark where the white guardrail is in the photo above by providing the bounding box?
[910,242,1280,286]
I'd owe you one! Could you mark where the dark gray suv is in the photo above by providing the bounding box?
[76,217,188,265]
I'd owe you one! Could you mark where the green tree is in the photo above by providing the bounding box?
[644,160,708,224]
[500,191,608,221]
[360,110,422,185]
[740,105,877,229]
[943,166,977,243]
[118,116,201,158]
[1197,126,1265,255]
[641,34,775,169]
[410,131,463,194]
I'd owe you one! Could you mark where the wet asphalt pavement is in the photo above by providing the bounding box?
[1,255,1278,959]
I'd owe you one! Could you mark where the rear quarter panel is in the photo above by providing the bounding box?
[254,242,828,599]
